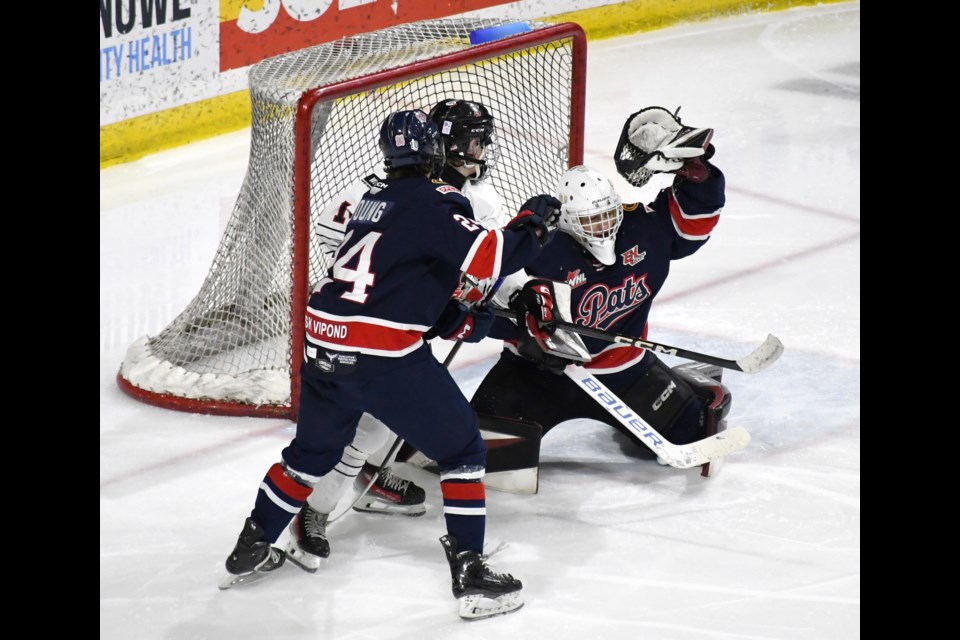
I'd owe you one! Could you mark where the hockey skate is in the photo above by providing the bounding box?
[353,463,426,516]
[440,535,523,620]
[219,517,286,590]
[285,504,330,573]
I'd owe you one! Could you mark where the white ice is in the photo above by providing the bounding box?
[100,4,860,638]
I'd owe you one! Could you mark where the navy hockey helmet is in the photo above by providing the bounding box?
[379,109,445,172]
[428,99,497,178]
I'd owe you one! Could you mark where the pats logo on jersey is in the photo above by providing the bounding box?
[621,245,647,266]
[566,269,587,289]
[577,274,652,331]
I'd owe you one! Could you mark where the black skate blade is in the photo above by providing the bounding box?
[352,501,426,517]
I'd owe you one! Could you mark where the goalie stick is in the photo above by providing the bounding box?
[494,294,750,468]
[490,307,783,374]
[563,365,751,468]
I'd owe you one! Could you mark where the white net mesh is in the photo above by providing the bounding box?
[118,18,584,417]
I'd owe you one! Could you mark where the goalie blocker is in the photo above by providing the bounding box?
[399,359,732,493]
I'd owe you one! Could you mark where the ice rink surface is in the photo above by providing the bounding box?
[100,4,860,638]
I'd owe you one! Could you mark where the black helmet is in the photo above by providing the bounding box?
[379,109,445,173]
[428,99,496,178]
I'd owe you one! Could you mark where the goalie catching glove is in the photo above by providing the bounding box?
[614,106,715,187]
[508,279,591,374]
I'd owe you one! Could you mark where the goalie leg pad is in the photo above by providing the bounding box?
[396,415,542,495]
[479,415,543,495]
[673,362,733,477]
[619,360,734,473]
[673,362,732,420]
[620,358,702,445]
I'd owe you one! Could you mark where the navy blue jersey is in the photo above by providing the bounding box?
[307,176,541,357]
[501,171,725,378]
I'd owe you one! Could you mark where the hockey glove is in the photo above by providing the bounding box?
[509,279,559,347]
[509,279,563,373]
[517,341,569,374]
[614,106,714,187]
[426,299,495,343]
[506,195,562,246]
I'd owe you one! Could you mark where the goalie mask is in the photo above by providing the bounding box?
[428,99,497,180]
[556,166,623,266]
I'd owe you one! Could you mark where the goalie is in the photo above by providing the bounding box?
[405,107,734,493]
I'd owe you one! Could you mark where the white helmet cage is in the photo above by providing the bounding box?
[556,166,624,265]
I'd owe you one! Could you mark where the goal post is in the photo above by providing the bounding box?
[117,18,587,419]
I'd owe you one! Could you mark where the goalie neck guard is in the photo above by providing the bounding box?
[556,166,623,266]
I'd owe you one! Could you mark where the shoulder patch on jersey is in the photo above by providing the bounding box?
[362,173,389,193]
[435,184,461,195]
[566,269,587,289]
[623,202,641,212]
[621,245,646,266]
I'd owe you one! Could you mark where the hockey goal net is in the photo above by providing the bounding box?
[117,18,586,419]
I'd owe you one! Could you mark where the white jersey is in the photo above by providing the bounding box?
[315,173,379,268]
[315,169,523,307]
[462,178,507,227]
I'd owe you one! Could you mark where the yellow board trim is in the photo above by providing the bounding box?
[100,91,251,169]
[101,0,852,168]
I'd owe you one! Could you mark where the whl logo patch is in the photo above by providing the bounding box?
[566,269,587,289]
[621,245,646,266]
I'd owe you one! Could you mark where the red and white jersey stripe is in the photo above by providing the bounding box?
[665,188,720,241]
[305,306,430,357]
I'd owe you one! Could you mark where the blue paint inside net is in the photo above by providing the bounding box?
[469,22,532,45]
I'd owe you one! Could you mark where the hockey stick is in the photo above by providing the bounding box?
[490,307,783,374]
[332,277,503,521]
[327,434,407,523]
[563,365,751,468]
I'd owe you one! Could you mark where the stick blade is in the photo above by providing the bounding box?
[689,425,751,464]
[659,426,752,468]
[736,334,784,373]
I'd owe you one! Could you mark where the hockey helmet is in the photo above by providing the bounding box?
[428,99,497,179]
[379,109,445,173]
[556,166,623,266]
